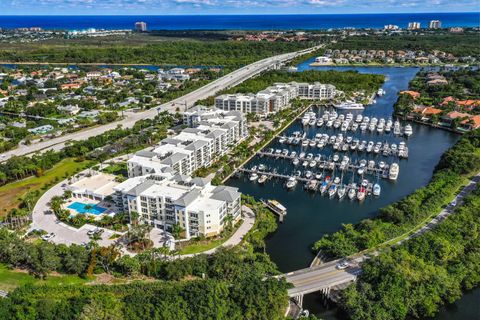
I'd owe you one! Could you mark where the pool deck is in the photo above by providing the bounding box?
[64,199,115,218]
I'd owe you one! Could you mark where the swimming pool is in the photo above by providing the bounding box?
[67,202,107,215]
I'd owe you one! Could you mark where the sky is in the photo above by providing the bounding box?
[1,0,479,15]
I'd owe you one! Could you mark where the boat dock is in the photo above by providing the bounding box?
[261,199,287,222]
[256,153,391,177]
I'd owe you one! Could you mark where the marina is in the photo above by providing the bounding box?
[226,65,461,318]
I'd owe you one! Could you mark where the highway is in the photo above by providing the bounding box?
[0,45,321,162]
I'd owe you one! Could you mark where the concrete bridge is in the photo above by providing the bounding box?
[282,257,364,309]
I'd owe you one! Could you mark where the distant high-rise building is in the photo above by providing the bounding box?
[408,22,421,30]
[429,20,442,29]
[134,21,147,32]
[384,24,400,31]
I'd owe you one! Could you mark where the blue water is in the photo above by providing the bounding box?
[0,13,478,30]
[67,202,107,215]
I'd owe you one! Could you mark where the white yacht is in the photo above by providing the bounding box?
[333,102,365,110]
[404,124,413,137]
[348,184,357,200]
[286,177,297,189]
[373,183,381,196]
[249,173,259,181]
[389,163,400,180]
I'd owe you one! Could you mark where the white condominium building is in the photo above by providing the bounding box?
[215,82,336,115]
[128,108,247,178]
[113,174,241,238]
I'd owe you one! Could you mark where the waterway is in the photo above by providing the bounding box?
[225,61,465,318]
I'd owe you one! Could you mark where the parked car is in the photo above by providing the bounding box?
[41,233,55,241]
[87,228,104,237]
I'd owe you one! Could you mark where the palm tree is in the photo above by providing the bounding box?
[172,223,184,240]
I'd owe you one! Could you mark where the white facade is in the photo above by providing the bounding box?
[215,82,336,115]
[114,174,241,238]
[128,109,247,178]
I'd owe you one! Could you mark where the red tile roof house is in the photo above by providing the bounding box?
[441,96,480,112]
[400,91,421,99]
[441,111,471,128]
[461,115,480,131]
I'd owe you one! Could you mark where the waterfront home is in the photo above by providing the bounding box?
[461,115,480,130]
[400,91,421,99]
[414,106,442,119]
[441,111,472,127]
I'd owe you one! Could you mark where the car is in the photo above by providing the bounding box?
[88,228,104,237]
[336,261,351,270]
[450,199,457,206]
[41,233,55,241]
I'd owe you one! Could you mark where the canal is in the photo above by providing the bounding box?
[226,61,466,318]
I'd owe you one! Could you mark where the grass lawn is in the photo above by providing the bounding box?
[178,238,227,255]
[0,264,90,292]
[0,158,92,217]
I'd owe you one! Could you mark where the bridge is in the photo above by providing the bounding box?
[282,256,365,310]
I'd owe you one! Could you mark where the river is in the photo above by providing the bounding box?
[225,60,472,318]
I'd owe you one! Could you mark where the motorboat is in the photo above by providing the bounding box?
[305,171,313,179]
[286,177,297,189]
[373,183,381,196]
[309,140,317,147]
[393,121,401,135]
[302,115,310,126]
[315,173,323,180]
[404,124,413,137]
[333,102,365,110]
[279,136,287,144]
[299,152,306,159]
[389,163,400,180]
[328,185,338,197]
[333,176,341,184]
[348,184,357,200]
[346,136,353,143]
[333,119,342,129]
[258,175,268,184]
[258,164,266,171]
[326,120,334,127]
[308,118,316,126]
[249,173,259,181]
[357,167,365,175]
[302,161,309,167]
[290,151,297,158]
[333,154,340,162]
[351,122,359,131]
[366,141,374,153]
[361,179,369,187]
[357,187,366,201]
[306,153,314,160]
[337,185,347,199]
[360,122,368,131]
[378,161,386,169]
[309,161,317,168]
[282,149,289,156]
[355,114,363,123]
[302,140,309,147]
[377,88,386,96]
[317,118,324,127]
[293,158,300,166]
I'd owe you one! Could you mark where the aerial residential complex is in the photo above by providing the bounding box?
[103,108,248,238]
[128,108,248,177]
[215,82,337,115]
[113,173,241,238]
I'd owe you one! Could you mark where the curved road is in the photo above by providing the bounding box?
[0,46,321,162]
[284,173,480,297]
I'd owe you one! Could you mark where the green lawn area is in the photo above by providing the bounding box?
[0,158,92,217]
[178,238,227,255]
[0,264,90,292]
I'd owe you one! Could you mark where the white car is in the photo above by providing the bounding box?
[336,261,351,270]
[41,233,55,241]
[450,199,457,206]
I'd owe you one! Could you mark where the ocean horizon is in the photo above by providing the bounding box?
[0,13,479,30]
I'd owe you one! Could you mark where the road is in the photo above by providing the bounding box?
[0,45,321,162]
[284,173,480,297]
[285,259,363,297]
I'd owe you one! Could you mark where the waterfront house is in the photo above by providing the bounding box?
[400,91,421,99]
[461,115,480,130]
